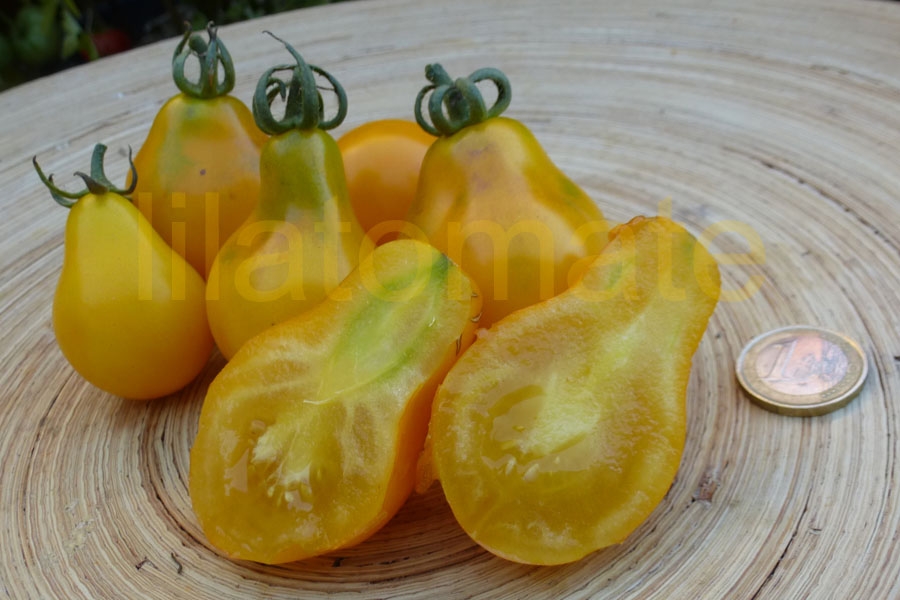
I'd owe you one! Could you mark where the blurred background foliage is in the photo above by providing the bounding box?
[0,0,348,91]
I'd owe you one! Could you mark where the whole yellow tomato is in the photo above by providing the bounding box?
[407,65,609,328]
[35,145,214,400]
[337,119,433,241]
[206,36,365,360]
[130,24,267,278]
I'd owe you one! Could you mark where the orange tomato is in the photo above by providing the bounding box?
[337,119,434,242]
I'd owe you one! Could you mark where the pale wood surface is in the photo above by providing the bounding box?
[3,0,900,598]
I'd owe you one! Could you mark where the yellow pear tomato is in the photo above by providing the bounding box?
[206,36,365,360]
[130,23,267,278]
[191,239,481,563]
[407,64,609,327]
[35,145,213,400]
[422,216,720,564]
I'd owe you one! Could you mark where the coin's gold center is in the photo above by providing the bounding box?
[754,333,849,396]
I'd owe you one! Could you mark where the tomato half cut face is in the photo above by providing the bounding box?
[190,239,480,564]
[424,217,720,565]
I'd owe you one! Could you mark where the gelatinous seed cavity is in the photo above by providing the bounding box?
[486,382,596,475]
[489,385,544,451]
[250,418,316,512]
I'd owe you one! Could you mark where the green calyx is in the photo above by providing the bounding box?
[414,64,512,137]
[173,21,235,99]
[33,144,137,208]
[252,31,347,136]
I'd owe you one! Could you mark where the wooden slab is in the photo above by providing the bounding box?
[2,0,900,597]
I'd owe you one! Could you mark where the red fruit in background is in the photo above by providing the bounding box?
[90,28,131,57]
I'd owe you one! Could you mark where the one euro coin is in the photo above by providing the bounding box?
[736,325,867,416]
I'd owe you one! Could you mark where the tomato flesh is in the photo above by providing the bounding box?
[190,240,480,563]
[426,217,720,564]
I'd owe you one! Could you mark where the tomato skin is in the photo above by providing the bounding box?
[337,119,434,240]
[206,128,365,360]
[131,94,267,278]
[408,116,608,328]
[53,192,213,400]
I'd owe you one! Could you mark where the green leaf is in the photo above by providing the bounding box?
[61,0,82,18]
[60,9,82,59]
